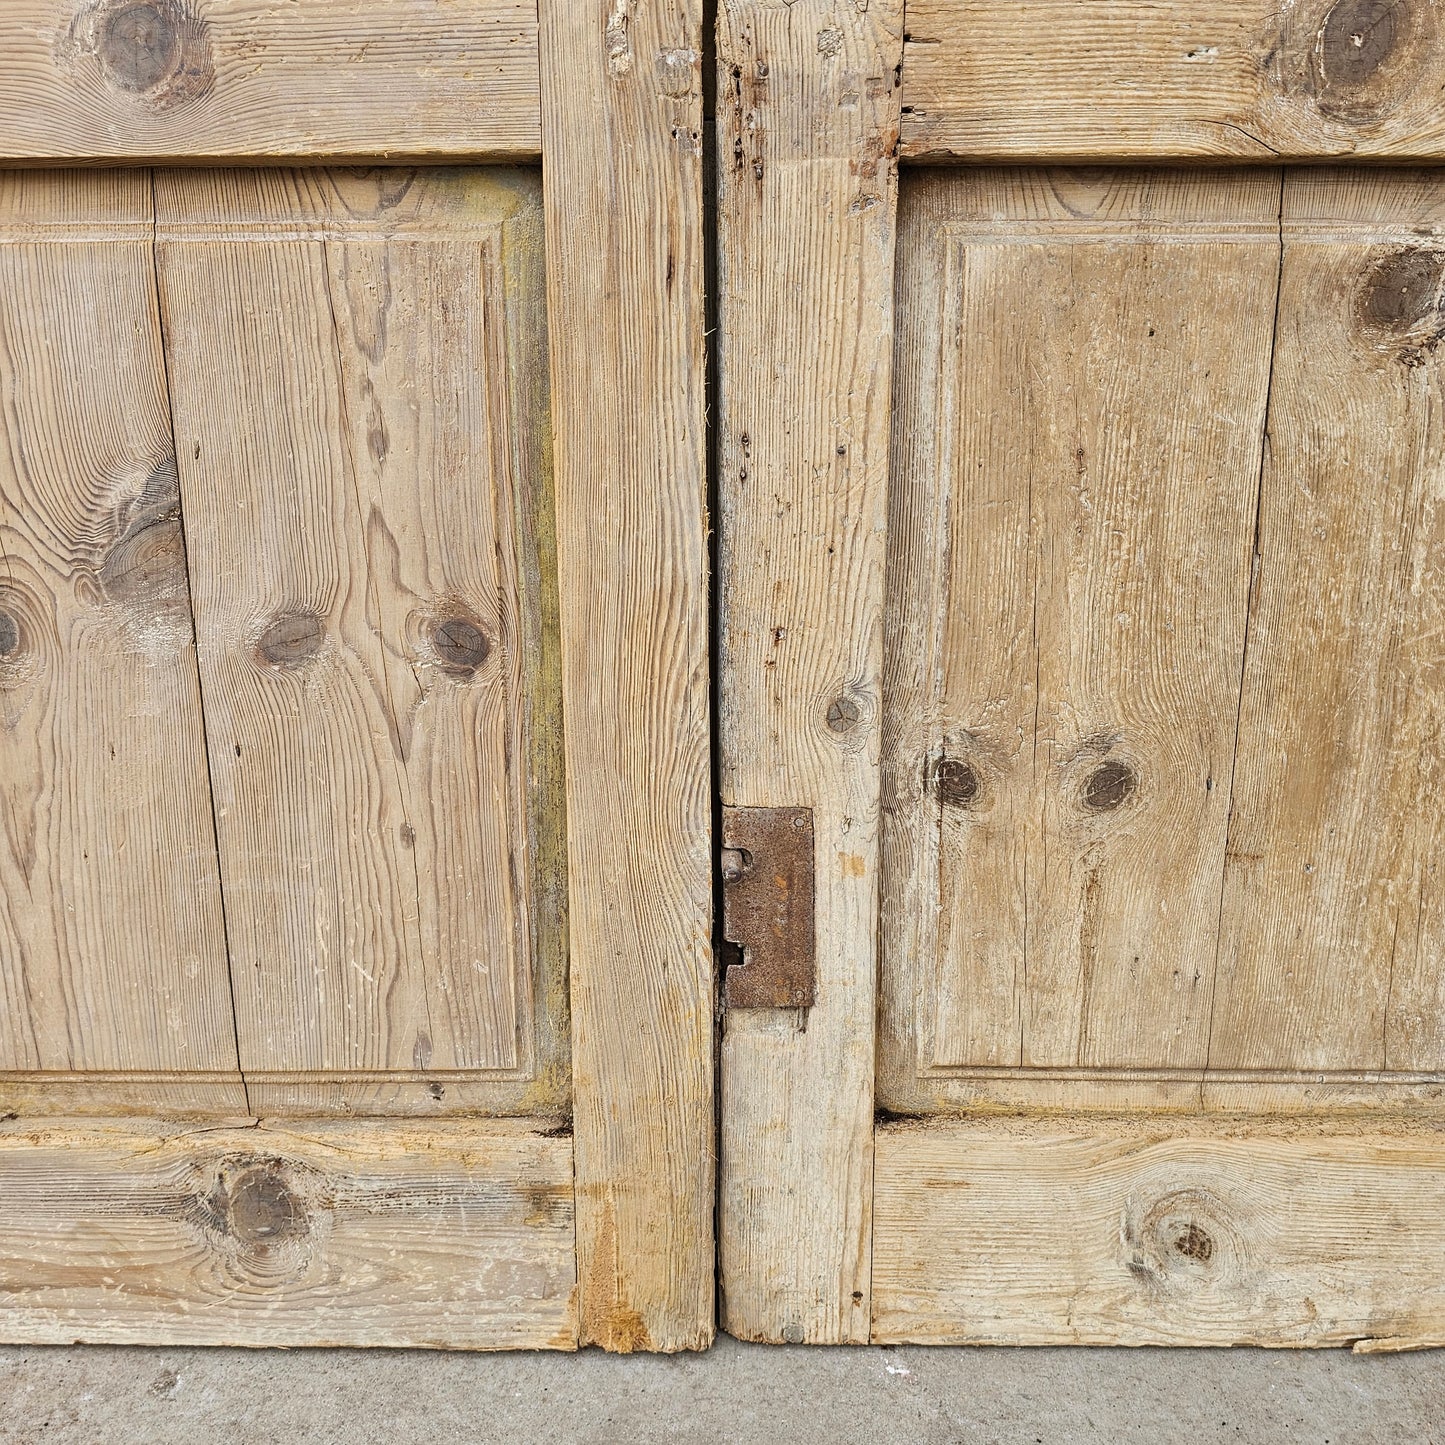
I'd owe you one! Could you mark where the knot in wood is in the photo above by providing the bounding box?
[86,0,213,106]
[0,610,19,660]
[1082,759,1136,813]
[223,1164,307,1246]
[257,610,326,669]
[100,1,180,91]
[1358,248,1445,344]
[1172,1220,1215,1263]
[1319,0,1414,88]
[934,756,980,809]
[1123,1186,1239,1287]
[826,694,862,733]
[429,612,491,676]
[1309,0,1434,123]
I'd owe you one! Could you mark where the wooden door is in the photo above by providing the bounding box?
[719,0,1445,1347]
[0,0,713,1352]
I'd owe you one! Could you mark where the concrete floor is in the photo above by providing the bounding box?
[1,1337,1441,1444]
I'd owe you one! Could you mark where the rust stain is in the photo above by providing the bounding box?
[579,1197,654,1353]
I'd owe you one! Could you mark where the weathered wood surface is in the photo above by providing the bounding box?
[1214,170,1445,1076]
[0,0,539,162]
[879,166,1445,1114]
[873,1117,1445,1346]
[152,167,566,1120]
[717,0,902,1344]
[879,169,1281,1112]
[0,1117,576,1347]
[540,0,713,1352]
[0,169,244,1116]
[900,0,1445,160]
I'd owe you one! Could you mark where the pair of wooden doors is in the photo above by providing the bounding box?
[5,0,1445,1353]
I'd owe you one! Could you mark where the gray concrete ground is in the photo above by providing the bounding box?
[1,1337,1441,1444]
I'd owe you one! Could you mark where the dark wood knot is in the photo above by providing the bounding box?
[222,1164,307,1246]
[257,610,326,669]
[1172,1221,1214,1263]
[1360,248,1445,332]
[1082,759,1137,813]
[826,694,861,733]
[86,0,214,106]
[934,757,980,809]
[429,612,490,676]
[1319,0,1416,88]
[1311,0,1435,123]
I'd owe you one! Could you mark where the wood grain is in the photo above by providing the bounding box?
[900,0,1445,161]
[539,1,713,1352]
[873,1117,1445,1347]
[0,169,243,1114]
[0,0,539,163]
[154,168,567,1118]
[1214,169,1445,1074]
[0,1117,575,1347]
[717,0,903,1344]
[879,169,1282,1113]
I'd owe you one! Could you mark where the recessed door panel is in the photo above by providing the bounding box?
[155,168,568,1118]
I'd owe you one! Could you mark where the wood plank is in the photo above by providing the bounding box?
[539,1,713,1352]
[873,1117,1445,1347]
[0,169,243,1114]
[0,1117,575,1348]
[879,169,1281,1113]
[871,1068,1445,1116]
[153,168,567,1119]
[717,0,903,1344]
[0,0,539,162]
[1213,170,1445,1075]
[900,0,1445,161]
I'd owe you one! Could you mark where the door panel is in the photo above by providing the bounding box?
[881,167,1445,1116]
[155,168,567,1118]
[881,169,1280,1112]
[0,170,243,1117]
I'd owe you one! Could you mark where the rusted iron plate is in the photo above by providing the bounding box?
[722,805,816,1008]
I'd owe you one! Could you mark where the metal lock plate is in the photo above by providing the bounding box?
[721,805,816,1008]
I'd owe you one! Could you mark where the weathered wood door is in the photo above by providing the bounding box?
[0,0,713,1351]
[718,0,1445,1347]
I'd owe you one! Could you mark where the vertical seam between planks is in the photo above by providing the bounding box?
[1201,165,1287,1096]
[876,0,910,1317]
[148,168,253,1118]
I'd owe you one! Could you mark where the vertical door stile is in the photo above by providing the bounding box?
[716,0,904,1343]
[539,1,715,1352]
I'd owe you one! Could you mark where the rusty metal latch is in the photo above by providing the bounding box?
[720,805,816,1008]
